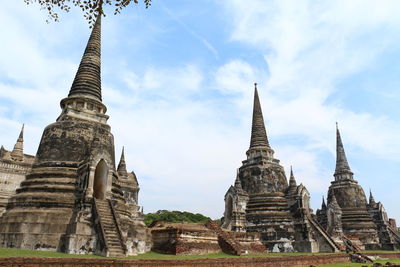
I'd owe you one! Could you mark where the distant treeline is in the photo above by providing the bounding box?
[144,210,212,226]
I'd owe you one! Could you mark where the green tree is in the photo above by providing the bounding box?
[144,210,212,226]
[24,0,151,25]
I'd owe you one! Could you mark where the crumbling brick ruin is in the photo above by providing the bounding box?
[0,125,35,216]
[222,83,400,252]
[0,16,151,257]
[149,221,267,255]
[222,84,339,253]
[316,124,400,250]
[0,13,399,258]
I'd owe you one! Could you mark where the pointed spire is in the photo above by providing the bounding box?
[68,15,102,102]
[234,174,243,190]
[249,83,270,149]
[334,123,353,178]
[369,189,376,205]
[10,124,24,161]
[322,196,327,209]
[18,124,24,140]
[329,193,341,210]
[289,166,297,187]
[117,146,128,177]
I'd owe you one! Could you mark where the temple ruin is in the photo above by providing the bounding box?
[222,84,340,253]
[0,12,399,258]
[316,125,400,250]
[222,84,400,252]
[0,16,151,257]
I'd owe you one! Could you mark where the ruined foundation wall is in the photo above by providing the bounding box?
[151,228,221,255]
[0,163,28,215]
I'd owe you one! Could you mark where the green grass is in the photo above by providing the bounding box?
[127,251,236,259]
[0,248,334,259]
[0,248,103,258]
[0,248,399,264]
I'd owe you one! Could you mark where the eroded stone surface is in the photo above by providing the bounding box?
[316,126,400,250]
[0,15,150,257]
[222,84,339,253]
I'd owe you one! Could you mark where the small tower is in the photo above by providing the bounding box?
[316,196,328,229]
[117,147,128,178]
[326,194,343,236]
[322,196,327,210]
[289,166,297,187]
[369,190,376,206]
[10,124,24,161]
[287,166,297,195]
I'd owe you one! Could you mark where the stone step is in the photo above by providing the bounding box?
[108,242,122,246]
[108,242,123,246]
[109,248,124,253]
[100,215,113,218]
[109,249,124,254]
[101,218,114,221]
[105,230,118,234]
[100,219,114,222]
[105,237,120,241]
[107,237,121,241]
[104,226,117,230]
[94,199,125,256]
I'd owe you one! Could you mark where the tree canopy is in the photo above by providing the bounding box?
[24,0,151,25]
[144,210,211,226]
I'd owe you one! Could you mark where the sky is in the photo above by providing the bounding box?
[1,0,400,221]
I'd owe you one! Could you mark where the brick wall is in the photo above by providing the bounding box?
[1,253,400,267]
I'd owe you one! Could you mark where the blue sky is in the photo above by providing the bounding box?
[1,0,400,221]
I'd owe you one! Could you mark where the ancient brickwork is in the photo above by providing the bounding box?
[222,84,339,253]
[0,126,35,216]
[7,253,398,267]
[149,221,267,255]
[316,125,400,250]
[0,15,150,257]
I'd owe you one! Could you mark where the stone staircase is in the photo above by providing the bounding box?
[93,199,126,257]
[341,235,373,263]
[205,221,243,256]
[388,226,400,245]
[306,214,341,252]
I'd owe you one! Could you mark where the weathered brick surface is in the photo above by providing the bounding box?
[0,253,385,267]
[3,253,399,266]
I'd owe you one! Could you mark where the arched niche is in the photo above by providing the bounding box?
[224,195,234,228]
[93,159,109,200]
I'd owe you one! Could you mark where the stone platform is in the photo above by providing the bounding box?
[149,221,267,255]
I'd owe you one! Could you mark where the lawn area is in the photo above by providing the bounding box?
[0,248,337,259]
[0,248,103,258]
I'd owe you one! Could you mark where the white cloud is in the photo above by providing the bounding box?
[219,0,400,158]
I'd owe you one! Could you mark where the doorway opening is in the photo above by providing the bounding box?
[93,159,108,200]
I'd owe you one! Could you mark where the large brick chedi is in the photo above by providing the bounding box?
[0,16,151,257]
[316,125,400,250]
[222,84,339,253]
